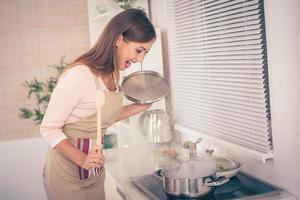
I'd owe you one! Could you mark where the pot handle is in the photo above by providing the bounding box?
[152,169,164,181]
[204,176,229,187]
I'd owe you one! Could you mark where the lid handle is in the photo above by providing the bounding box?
[189,137,202,159]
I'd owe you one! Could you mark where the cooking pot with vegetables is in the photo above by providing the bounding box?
[155,154,229,198]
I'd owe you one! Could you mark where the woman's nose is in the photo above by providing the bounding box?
[136,53,146,63]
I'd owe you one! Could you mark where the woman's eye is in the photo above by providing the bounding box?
[136,49,142,53]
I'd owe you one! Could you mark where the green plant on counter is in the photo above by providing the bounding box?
[113,0,144,10]
[19,57,68,125]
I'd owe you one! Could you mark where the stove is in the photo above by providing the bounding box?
[130,172,282,200]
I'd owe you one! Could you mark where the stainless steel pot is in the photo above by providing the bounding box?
[159,171,227,198]
[156,155,229,198]
[139,109,172,143]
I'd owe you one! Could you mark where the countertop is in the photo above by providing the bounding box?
[103,116,296,200]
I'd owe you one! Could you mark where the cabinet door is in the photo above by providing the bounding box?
[105,171,125,200]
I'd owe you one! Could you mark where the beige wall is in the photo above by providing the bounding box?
[0,0,90,140]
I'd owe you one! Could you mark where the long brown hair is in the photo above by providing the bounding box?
[67,9,156,76]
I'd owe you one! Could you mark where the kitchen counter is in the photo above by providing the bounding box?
[103,116,296,200]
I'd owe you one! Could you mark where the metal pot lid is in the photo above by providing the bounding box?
[121,70,169,104]
[163,154,217,179]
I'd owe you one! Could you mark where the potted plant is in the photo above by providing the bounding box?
[19,57,68,125]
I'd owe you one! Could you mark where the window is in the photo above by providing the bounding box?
[167,0,273,158]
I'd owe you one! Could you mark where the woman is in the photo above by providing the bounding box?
[40,9,156,200]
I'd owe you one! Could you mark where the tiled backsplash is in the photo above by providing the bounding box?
[0,0,90,141]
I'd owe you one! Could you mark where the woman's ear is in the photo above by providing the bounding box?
[116,34,124,47]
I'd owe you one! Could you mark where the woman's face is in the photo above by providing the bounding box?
[116,35,155,71]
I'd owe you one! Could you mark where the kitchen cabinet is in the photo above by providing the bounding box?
[105,170,126,200]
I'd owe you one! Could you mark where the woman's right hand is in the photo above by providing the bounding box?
[79,145,105,170]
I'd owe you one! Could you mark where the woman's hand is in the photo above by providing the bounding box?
[79,145,105,170]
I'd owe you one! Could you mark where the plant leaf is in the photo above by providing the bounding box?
[33,107,44,124]
[38,94,51,104]
[48,55,68,76]
[19,108,33,119]
[47,77,58,92]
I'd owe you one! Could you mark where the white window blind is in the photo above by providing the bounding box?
[167,0,273,154]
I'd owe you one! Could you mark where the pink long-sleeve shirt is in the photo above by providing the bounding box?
[40,65,103,148]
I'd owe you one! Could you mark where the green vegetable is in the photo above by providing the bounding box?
[182,140,193,149]
[216,163,224,172]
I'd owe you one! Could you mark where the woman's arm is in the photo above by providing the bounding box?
[116,103,152,121]
[40,66,104,169]
[40,66,86,148]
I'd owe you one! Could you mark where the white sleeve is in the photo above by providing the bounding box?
[40,67,87,148]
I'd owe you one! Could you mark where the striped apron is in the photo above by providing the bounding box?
[43,76,123,200]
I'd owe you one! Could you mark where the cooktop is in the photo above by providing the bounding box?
[130,172,282,200]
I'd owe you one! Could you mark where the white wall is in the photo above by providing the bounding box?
[256,0,300,196]
[0,137,48,200]
[150,0,300,198]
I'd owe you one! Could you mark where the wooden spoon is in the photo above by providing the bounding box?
[96,90,105,146]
